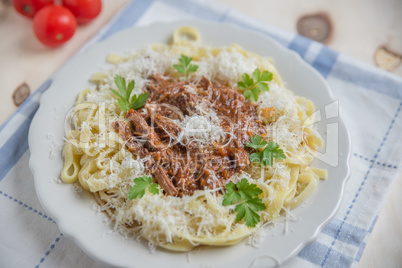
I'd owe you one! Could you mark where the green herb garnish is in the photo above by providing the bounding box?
[245,135,267,150]
[222,179,266,227]
[110,75,149,111]
[128,176,159,199]
[246,135,286,167]
[173,54,199,79]
[238,68,273,102]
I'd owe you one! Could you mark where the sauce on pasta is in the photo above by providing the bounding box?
[112,74,266,196]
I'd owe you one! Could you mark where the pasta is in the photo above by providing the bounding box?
[61,26,325,251]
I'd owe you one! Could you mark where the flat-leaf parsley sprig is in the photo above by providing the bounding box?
[238,68,273,102]
[222,179,266,227]
[128,176,159,200]
[245,135,286,167]
[173,54,199,79]
[110,75,149,111]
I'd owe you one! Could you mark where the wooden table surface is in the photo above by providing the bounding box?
[0,0,401,267]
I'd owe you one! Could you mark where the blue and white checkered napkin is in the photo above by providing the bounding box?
[1,0,401,267]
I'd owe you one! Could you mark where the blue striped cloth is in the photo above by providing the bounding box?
[1,0,401,267]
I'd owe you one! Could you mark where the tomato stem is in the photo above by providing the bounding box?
[23,4,31,14]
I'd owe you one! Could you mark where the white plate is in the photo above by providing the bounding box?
[29,20,351,267]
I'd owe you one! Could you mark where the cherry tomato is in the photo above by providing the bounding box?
[33,5,77,47]
[12,0,53,18]
[62,0,102,24]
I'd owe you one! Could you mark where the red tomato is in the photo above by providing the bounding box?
[12,0,53,18]
[62,0,102,24]
[33,5,77,47]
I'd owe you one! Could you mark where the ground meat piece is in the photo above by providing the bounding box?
[228,148,250,171]
[111,121,146,156]
[150,113,181,141]
[153,165,178,196]
[125,109,165,152]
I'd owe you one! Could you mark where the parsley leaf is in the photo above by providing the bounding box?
[148,182,160,195]
[235,201,261,227]
[126,80,134,100]
[238,68,273,102]
[236,179,263,200]
[249,153,261,164]
[117,98,130,111]
[110,75,148,111]
[131,92,149,110]
[128,176,159,200]
[173,54,199,79]
[262,141,287,166]
[238,73,253,89]
[222,182,241,206]
[222,179,266,227]
[114,75,127,98]
[246,135,286,167]
[245,135,267,150]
